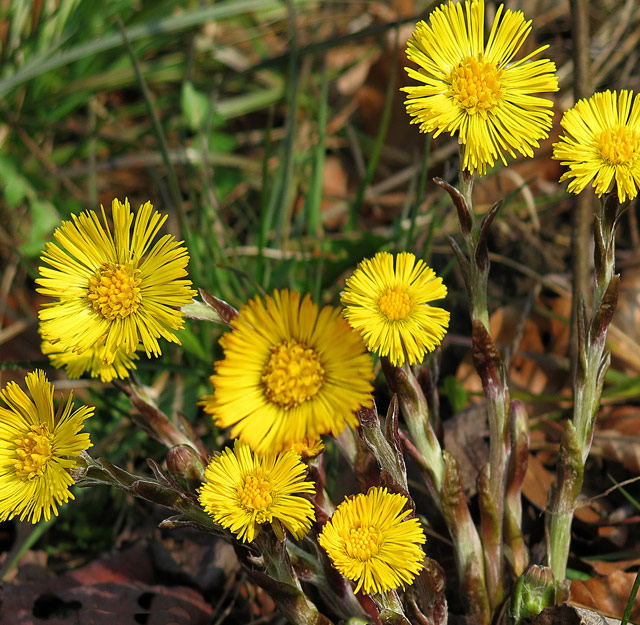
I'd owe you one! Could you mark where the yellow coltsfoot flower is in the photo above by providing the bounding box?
[553,90,640,203]
[0,370,93,523]
[37,199,196,365]
[318,487,426,595]
[199,440,315,542]
[341,252,449,367]
[202,289,374,455]
[402,0,558,175]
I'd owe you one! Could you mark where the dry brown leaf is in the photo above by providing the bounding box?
[610,269,640,375]
[522,453,554,510]
[1,579,212,625]
[0,544,212,624]
[443,403,489,494]
[590,430,640,473]
[588,557,640,577]
[600,406,640,435]
[524,604,624,625]
[570,571,640,622]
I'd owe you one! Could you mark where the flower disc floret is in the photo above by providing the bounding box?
[402,0,558,175]
[318,487,426,594]
[341,252,450,367]
[0,370,93,523]
[37,199,197,365]
[552,90,640,202]
[202,290,374,455]
[199,440,316,542]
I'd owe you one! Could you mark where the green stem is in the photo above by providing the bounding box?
[456,169,509,608]
[386,361,490,623]
[621,567,640,625]
[547,194,620,583]
[399,362,445,490]
[460,172,490,330]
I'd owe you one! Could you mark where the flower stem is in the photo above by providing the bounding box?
[546,193,622,582]
[383,359,490,623]
[439,169,515,609]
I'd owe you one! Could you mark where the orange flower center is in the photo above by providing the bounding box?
[597,126,639,165]
[238,472,274,523]
[345,525,381,561]
[88,262,142,320]
[13,424,53,480]
[378,286,412,320]
[262,340,325,409]
[448,55,504,115]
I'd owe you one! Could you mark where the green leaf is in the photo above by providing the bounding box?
[0,154,31,208]
[443,375,468,414]
[566,568,592,581]
[174,325,210,362]
[20,200,60,257]
[181,81,210,131]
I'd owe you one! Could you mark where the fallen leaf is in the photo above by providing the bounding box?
[570,570,640,622]
[590,430,640,473]
[522,453,554,511]
[588,557,640,577]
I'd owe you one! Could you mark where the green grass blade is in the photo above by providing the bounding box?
[405,135,431,251]
[621,568,640,625]
[348,27,400,230]
[0,0,313,98]
[304,57,329,238]
[117,18,184,229]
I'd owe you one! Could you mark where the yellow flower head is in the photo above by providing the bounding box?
[41,338,138,383]
[0,370,93,523]
[341,252,449,367]
[199,440,316,542]
[37,199,197,365]
[402,0,558,175]
[288,437,325,460]
[318,487,426,595]
[202,290,374,455]
[553,90,640,203]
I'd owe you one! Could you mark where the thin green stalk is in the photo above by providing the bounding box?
[0,0,315,98]
[257,1,299,286]
[304,57,329,237]
[459,172,489,330]
[0,517,55,580]
[621,568,640,625]
[88,97,97,207]
[385,360,490,623]
[256,105,276,282]
[275,0,299,247]
[405,135,431,251]
[348,28,399,230]
[442,169,510,608]
[117,18,185,235]
[547,194,621,583]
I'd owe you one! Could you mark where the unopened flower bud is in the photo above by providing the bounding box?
[509,565,555,625]
[166,445,205,493]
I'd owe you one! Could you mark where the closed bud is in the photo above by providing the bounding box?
[166,445,206,493]
[509,565,555,625]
